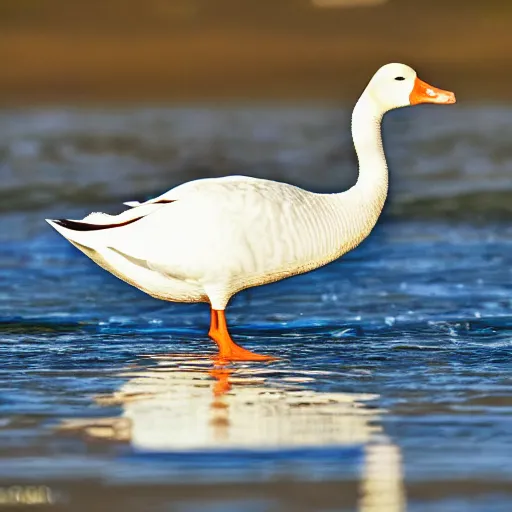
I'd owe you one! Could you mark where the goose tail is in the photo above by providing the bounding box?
[45,216,141,248]
[46,202,165,248]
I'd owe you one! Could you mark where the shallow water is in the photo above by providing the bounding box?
[0,107,511,511]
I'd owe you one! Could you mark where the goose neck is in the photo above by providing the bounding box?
[351,95,388,193]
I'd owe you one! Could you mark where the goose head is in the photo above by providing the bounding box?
[364,63,456,113]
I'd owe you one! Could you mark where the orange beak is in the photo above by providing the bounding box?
[409,77,456,105]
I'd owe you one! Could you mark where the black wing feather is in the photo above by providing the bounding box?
[53,216,144,232]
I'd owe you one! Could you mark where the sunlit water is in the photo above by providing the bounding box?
[0,106,511,511]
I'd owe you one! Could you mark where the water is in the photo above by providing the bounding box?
[0,106,511,511]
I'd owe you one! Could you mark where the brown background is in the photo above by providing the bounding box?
[1,0,510,105]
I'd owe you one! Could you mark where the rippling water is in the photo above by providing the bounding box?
[0,106,511,511]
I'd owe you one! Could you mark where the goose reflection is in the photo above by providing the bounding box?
[59,355,405,510]
[96,355,381,449]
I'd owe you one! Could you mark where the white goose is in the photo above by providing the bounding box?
[47,63,455,361]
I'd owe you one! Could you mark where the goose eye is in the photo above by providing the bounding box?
[394,76,405,81]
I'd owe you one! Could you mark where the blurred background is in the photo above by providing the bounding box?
[1,1,512,511]
[1,0,512,230]
[1,0,511,104]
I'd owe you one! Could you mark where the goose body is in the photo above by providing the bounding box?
[47,63,455,360]
[48,176,382,307]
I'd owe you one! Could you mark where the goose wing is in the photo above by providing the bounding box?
[48,176,319,291]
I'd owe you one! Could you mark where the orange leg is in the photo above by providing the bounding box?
[208,309,274,362]
[208,307,218,339]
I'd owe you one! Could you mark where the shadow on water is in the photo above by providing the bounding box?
[0,318,91,335]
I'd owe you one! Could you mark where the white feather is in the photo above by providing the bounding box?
[82,212,116,224]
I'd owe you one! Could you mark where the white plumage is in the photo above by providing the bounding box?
[47,63,455,360]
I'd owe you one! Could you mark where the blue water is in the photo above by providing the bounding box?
[0,107,511,511]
